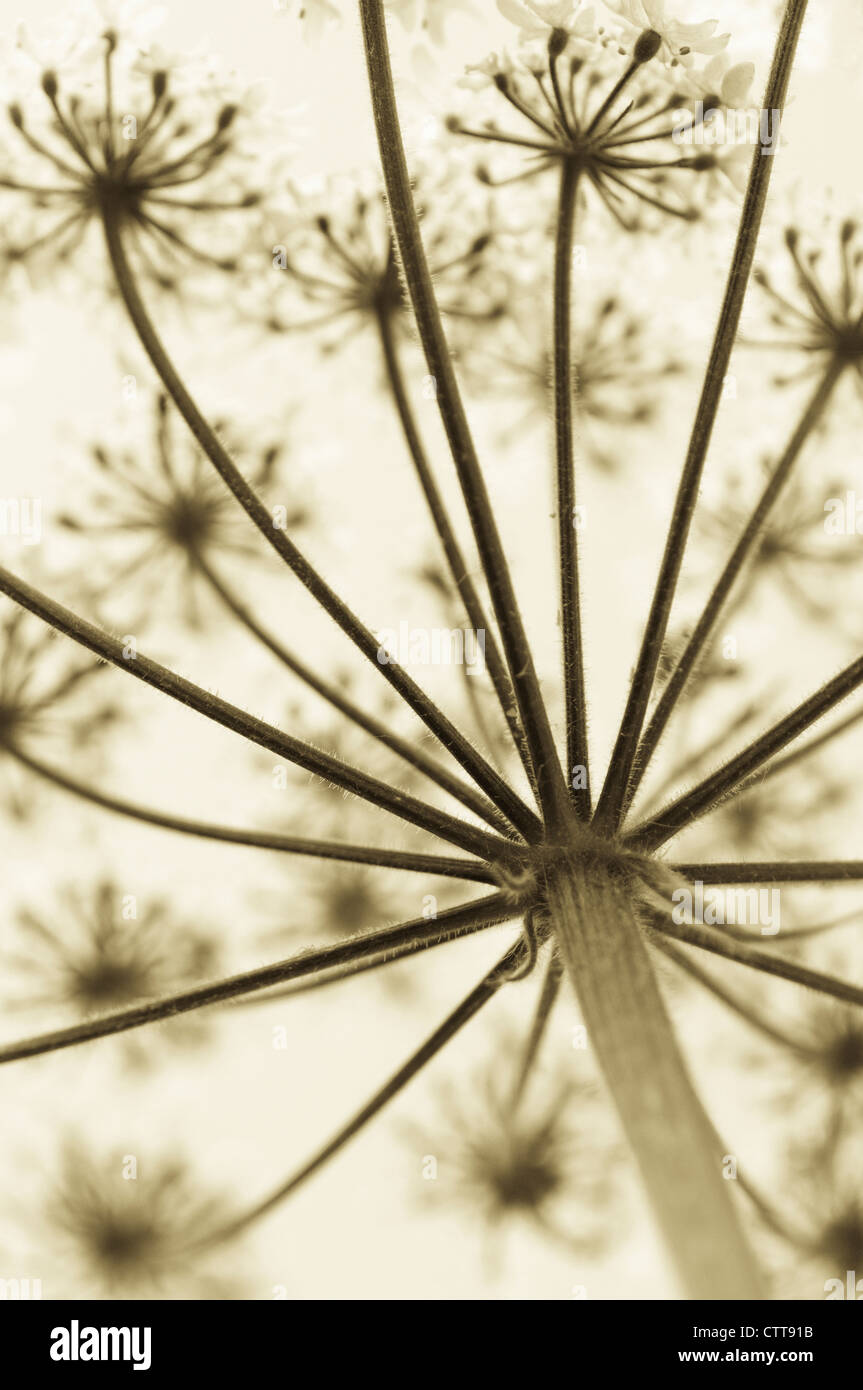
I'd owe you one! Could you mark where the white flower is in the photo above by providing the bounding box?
[683,52,756,109]
[603,0,729,66]
[705,142,751,194]
[279,0,340,42]
[389,0,477,46]
[280,0,474,45]
[457,50,515,90]
[497,0,596,42]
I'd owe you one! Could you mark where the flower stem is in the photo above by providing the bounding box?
[655,915,863,1007]
[194,548,516,837]
[0,564,510,861]
[191,936,526,1251]
[0,894,515,1065]
[359,0,570,826]
[629,650,863,853]
[375,305,541,802]
[10,744,495,881]
[553,159,590,815]
[100,207,543,842]
[625,356,845,813]
[594,0,810,831]
[509,952,564,1108]
[670,860,863,885]
[546,849,765,1298]
[650,934,813,1055]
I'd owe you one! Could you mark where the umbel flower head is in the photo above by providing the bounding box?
[7,878,219,1067]
[470,279,683,468]
[0,18,268,289]
[455,10,754,226]
[601,0,729,67]
[58,392,302,630]
[265,157,509,350]
[44,1139,240,1297]
[0,601,120,817]
[413,1055,622,1259]
[699,460,862,629]
[752,215,863,389]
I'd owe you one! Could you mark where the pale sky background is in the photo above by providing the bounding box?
[1,0,863,1301]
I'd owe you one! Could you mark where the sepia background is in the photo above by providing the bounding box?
[1,0,863,1300]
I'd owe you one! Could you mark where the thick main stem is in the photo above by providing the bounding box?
[553,160,590,815]
[546,850,764,1299]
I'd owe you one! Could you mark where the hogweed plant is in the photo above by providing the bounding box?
[3,0,863,1302]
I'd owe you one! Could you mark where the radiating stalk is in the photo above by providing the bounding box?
[594,0,811,830]
[624,357,845,813]
[360,0,571,826]
[376,305,540,800]
[553,160,590,816]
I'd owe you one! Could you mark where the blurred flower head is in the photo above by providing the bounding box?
[411,1054,623,1260]
[752,215,863,387]
[57,391,302,630]
[0,602,120,818]
[262,155,509,353]
[469,281,683,468]
[700,460,862,631]
[44,1139,240,1296]
[6,877,219,1066]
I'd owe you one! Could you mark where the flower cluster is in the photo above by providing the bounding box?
[469,279,683,469]
[58,392,302,629]
[0,603,121,817]
[751,214,863,389]
[410,1053,623,1260]
[7,877,220,1067]
[453,1,756,225]
[44,1139,240,1297]
[0,18,270,291]
[263,154,510,352]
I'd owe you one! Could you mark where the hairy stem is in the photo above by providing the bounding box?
[10,744,495,881]
[650,933,812,1054]
[0,894,515,1064]
[194,548,515,837]
[630,650,863,853]
[655,915,863,1006]
[671,860,863,885]
[0,565,508,861]
[101,206,543,842]
[547,849,764,1298]
[594,0,810,829]
[554,160,590,815]
[510,952,564,1108]
[192,937,526,1250]
[376,305,540,800]
[625,356,845,811]
[360,0,570,825]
